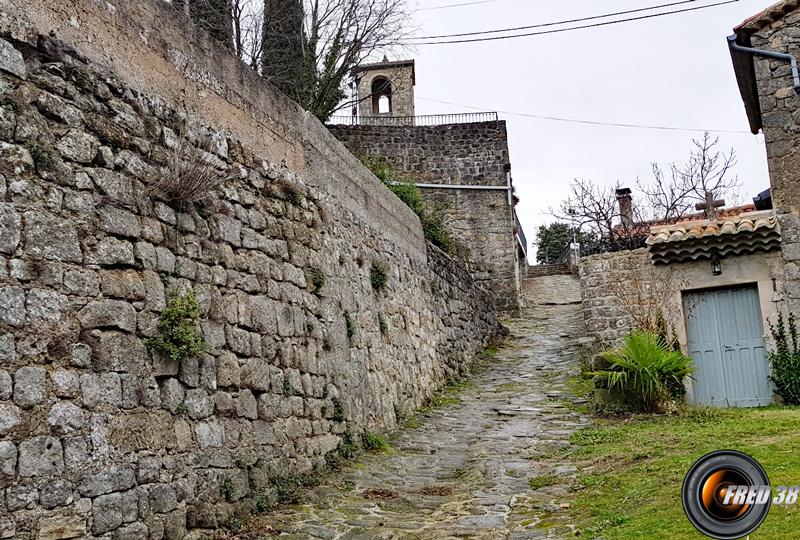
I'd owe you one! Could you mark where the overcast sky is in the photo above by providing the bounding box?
[405,0,773,262]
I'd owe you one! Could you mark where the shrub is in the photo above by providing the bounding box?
[378,313,388,336]
[307,267,325,294]
[150,147,233,202]
[360,155,456,254]
[768,313,800,405]
[593,331,693,412]
[344,311,354,341]
[144,290,206,362]
[370,262,388,292]
[26,142,57,172]
[361,432,390,452]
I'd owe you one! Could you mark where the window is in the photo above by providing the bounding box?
[371,76,392,114]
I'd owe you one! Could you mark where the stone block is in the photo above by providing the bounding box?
[160,378,185,414]
[0,440,16,476]
[194,419,224,449]
[236,389,258,420]
[0,203,20,254]
[47,401,85,435]
[98,206,142,238]
[36,514,86,540]
[56,129,100,163]
[0,38,25,79]
[79,465,136,497]
[52,369,81,398]
[216,352,240,388]
[39,479,74,508]
[148,483,178,513]
[13,366,46,407]
[26,288,69,323]
[70,343,92,367]
[18,436,64,477]
[0,285,24,326]
[78,300,137,332]
[64,268,100,296]
[100,269,146,299]
[23,210,82,262]
[0,370,11,400]
[86,237,135,266]
[81,372,122,408]
[92,330,148,373]
[93,492,123,534]
[184,388,212,420]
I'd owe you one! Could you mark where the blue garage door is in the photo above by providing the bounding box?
[683,285,772,407]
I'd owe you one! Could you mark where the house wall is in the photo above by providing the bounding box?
[578,249,784,353]
[328,121,521,313]
[747,10,800,314]
[0,1,504,538]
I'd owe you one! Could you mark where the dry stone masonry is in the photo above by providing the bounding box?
[0,1,504,538]
[329,121,522,314]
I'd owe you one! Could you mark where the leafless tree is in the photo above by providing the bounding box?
[551,179,629,240]
[260,0,412,121]
[637,132,741,220]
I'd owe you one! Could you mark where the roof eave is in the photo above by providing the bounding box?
[728,32,763,135]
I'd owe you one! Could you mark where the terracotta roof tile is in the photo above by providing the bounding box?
[646,209,781,264]
[735,0,800,33]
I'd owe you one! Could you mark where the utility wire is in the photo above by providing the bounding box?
[414,0,702,40]
[417,97,753,134]
[419,0,496,11]
[407,0,738,45]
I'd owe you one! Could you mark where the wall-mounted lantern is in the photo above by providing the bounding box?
[711,252,722,276]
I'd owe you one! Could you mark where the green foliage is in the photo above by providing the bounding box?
[361,432,390,452]
[370,262,388,292]
[253,490,272,514]
[282,374,291,397]
[593,331,694,412]
[331,397,345,422]
[324,433,358,470]
[25,142,57,172]
[307,267,325,294]
[144,291,206,363]
[768,313,800,404]
[221,478,235,501]
[535,222,600,264]
[360,155,456,254]
[344,311,354,341]
[378,313,388,336]
[224,515,243,531]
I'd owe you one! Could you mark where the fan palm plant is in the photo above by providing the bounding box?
[594,331,694,412]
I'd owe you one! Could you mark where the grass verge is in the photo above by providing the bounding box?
[568,406,800,539]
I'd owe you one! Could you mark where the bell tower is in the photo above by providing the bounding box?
[352,57,415,120]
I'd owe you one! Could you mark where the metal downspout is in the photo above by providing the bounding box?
[727,35,800,93]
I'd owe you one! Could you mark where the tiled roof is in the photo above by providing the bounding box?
[612,204,757,240]
[735,0,800,33]
[646,210,781,265]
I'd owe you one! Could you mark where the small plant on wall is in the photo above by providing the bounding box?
[370,262,388,292]
[145,290,206,362]
[150,146,234,202]
[307,267,325,294]
[768,313,800,405]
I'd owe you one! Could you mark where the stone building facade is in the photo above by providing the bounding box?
[730,0,800,313]
[0,1,505,538]
[329,121,523,313]
[352,59,415,122]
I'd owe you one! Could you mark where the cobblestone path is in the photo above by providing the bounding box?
[245,274,591,539]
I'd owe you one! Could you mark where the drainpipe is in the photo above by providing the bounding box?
[727,35,800,93]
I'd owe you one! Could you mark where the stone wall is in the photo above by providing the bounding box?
[748,10,800,314]
[578,248,785,350]
[328,122,521,313]
[0,1,504,538]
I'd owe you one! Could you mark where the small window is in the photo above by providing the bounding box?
[371,76,392,114]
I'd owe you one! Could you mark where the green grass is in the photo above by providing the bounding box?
[568,406,800,539]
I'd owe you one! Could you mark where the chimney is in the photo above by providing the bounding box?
[616,187,633,229]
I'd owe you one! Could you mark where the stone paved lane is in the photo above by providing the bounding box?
[244,275,590,539]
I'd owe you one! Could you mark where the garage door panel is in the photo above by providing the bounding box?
[684,285,771,408]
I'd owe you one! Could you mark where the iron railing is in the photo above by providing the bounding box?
[514,212,527,258]
[327,111,499,127]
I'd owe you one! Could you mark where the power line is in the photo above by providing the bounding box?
[407,0,738,45]
[413,0,702,40]
[417,96,754,134]
[418,0,496,11]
